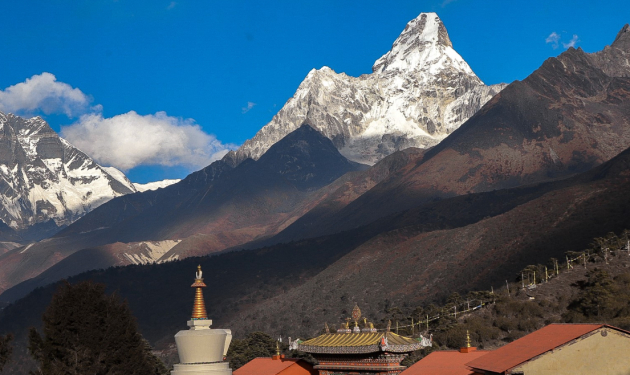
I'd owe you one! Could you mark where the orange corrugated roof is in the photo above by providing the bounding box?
[465,324,606,373]
[402,350,491,375]
[234,357,316,375]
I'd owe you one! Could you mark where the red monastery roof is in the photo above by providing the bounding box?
[403,350,491,375]
[465,324,618,373]
[234,357,316,375]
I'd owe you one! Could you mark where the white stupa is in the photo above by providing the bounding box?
[172,265,233,375]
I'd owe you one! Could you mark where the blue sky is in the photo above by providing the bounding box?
[0,0,628,183]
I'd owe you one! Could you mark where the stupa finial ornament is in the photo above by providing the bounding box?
[466,330,472,348]
[191,265,208,319]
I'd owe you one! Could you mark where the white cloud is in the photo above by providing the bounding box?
[563,34,579,49]
[0,73,97,117]
[241,101,256,114]
[61,111,236,171]
[166,1,177,10]
[2,73,236,172]
[546,32,579,50]
[546,32,560,49]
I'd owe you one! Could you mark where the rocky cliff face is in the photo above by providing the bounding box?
[229,12,505,165]
[0,112,136,231]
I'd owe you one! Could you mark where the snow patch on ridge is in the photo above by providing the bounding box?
[133,179,180,192]
[122,240,182,265]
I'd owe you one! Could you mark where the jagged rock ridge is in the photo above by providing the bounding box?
[0,112,137,231]
[228,12,506,165]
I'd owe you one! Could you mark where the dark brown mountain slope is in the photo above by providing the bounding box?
[305,25,630,234]
[230,145,630,336]
[239,147,427,247]
[4,142,630,355]
[0,125,366,294]
[0,148,426,301]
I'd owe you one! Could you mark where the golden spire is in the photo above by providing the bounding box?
[276,341,280,356]
[191,265,208,319]
[466,330,471,348]
[325,322,330,334]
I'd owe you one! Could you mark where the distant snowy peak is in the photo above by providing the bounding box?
[372,12,475,79]
[0,112,136,231]
[133,179,180,192]
[229,12,505,166]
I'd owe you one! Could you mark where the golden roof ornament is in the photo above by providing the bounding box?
[352,304,361,323]
[466,330,471,348]
[387,320,391,332]
[191,265,208,319]
[276,341,280,356]
[325,322,330,334]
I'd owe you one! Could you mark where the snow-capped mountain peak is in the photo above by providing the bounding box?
[0,112,137,233]
[228,12,506,166]
[372,13,476,80]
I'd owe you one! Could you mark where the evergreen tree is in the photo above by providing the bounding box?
[0,333,13,372]
[226,332,277,369]
[28,281,167,375]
